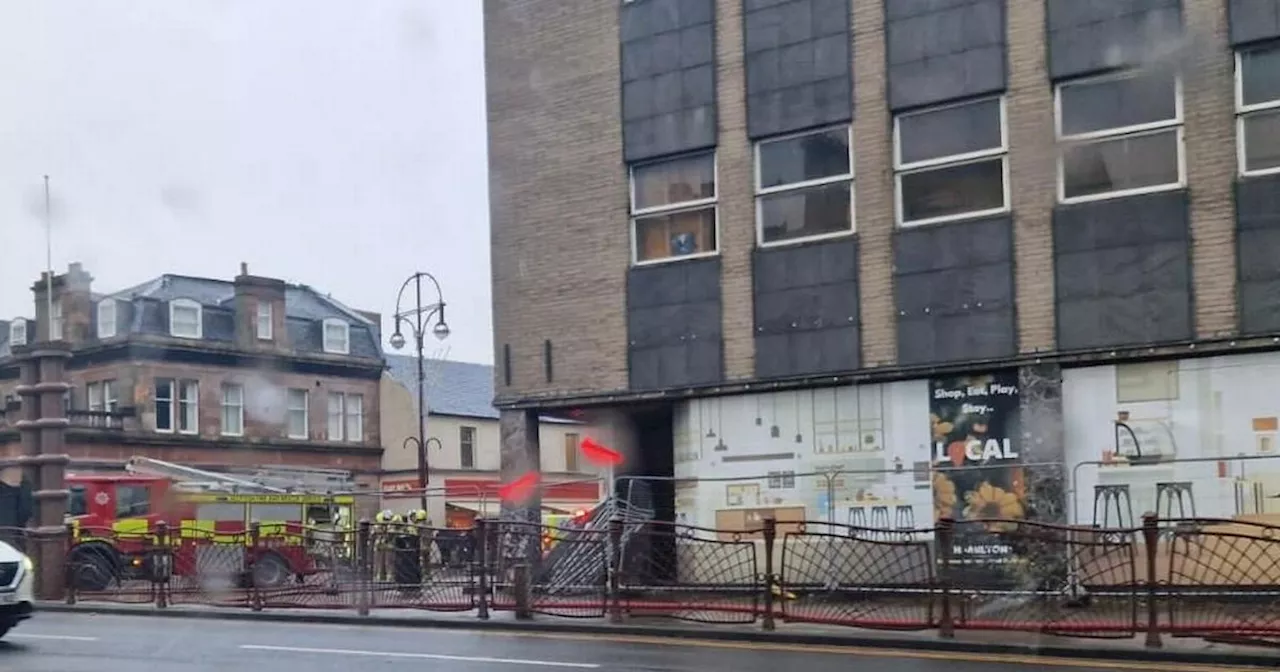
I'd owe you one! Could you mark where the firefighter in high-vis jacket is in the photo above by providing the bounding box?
[391,509,429,588]
[374,509,400,582]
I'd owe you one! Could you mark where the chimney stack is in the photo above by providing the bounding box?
[232,263,287,350]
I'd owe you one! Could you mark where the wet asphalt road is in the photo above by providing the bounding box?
[0,612,1150,671]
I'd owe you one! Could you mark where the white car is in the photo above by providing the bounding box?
[0,540,34,639]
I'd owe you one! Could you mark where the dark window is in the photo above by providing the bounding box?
[1238,44,1280,174]
[895,97,1008,225]
[115,485,150,518]
[1056,71,1182,201]
[756,126,854,244]
[899,159,1005,224]
[68,485,87,517]
[630,152,718,263]
[460,426,476,469]
[155,379,174,431]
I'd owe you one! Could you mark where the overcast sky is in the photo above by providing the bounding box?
[0,1,491,364]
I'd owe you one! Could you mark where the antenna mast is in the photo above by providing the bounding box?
[43,175,54,340]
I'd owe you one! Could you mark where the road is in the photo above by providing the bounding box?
[0,612,1238,672]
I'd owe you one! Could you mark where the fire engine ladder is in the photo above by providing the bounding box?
[223,464,355,493]
[124,456,287,494]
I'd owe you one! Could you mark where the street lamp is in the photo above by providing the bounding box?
[391,272,449,513]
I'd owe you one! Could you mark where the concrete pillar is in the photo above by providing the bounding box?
[499,409,541,523]
[12,342,72,600]
[1018,363,1066,525]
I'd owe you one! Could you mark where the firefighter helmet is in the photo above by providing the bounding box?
[412,509,428,523]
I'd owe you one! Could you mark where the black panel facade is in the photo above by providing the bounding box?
[1054,190,1192,350]
[627,258,724,390]
[620,0,718,162]
[894,216,1016,366]
[1229,0,1280,46]
[753,237,860,378]
[885,0,1007,111]
[743,0,853,139]
[1046,0,1182,81]
[1237,174,1280,335]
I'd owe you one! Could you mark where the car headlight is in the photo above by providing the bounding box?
[21,555,33,573]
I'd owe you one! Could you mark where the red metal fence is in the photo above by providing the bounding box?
[8,514,1280,649]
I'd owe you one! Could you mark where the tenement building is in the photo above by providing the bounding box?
[486,0,1280,536]
[0,263,385,488]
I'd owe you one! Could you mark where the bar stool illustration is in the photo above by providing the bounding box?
[1156,481,1196,519]
[869,505,891,538]
[849,507,867,536]
[894,505,915,530]
[1092,484,1134,528]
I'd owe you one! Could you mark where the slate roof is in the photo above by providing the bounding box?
[85,274,381,359]
[384,354,578,424]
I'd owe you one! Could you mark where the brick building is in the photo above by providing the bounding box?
[0,263,385,486]
[487,1,1280,532]
[379,355,610,525]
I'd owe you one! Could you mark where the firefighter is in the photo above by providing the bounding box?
[393,509,427,588]
[374,509,399,582]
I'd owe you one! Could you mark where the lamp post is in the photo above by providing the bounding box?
[390,272,450,513]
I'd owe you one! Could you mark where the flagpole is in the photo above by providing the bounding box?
[43,175,53,340]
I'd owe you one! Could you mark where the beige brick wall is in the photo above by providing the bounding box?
[1184,0,1238,339]
[485,0,1248,407]
[716,0,756,382]
[1007,0,1057,354]
[852,0,895,367]
[486,0,629,401]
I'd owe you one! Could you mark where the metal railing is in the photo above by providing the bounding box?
[9,513,1279,650]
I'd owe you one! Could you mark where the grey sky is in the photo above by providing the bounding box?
[0,0,492,364]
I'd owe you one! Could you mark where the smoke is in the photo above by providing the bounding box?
[240,370,287,424]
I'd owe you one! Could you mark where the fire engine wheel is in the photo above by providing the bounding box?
[251,553,290,589]
[68,544,118,592]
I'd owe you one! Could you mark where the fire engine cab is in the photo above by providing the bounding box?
[65,457,356,592]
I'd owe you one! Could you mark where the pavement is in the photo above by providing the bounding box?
[0,610,1264,672]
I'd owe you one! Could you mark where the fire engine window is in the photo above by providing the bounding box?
[68,485,86,517]
[305,505,332,524]
[249,504,300,522]
[115,485,150,518]
[197,503,245,522]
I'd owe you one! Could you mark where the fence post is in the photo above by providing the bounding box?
[762,517,777,631]
[937,518,955,639]
[513,563,532,620]
[475,518,489,620]
[248,522,263,612]
[1141,513,1162,649]
[63,522,76,606]
[608,517,623,624]
[357,520,371,617]
[155,521,169,609]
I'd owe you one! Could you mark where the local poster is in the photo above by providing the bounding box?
[929,371,1025,561]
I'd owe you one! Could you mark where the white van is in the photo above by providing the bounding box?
[0,540,34,639]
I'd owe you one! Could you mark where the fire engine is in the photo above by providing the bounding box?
[65,457,357,592]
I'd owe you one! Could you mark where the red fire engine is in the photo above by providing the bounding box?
[65,457,356,591]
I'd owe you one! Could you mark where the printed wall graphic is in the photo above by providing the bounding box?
[672,382,934,531]
[929,371,1025,554]
[1065,352,1280,529]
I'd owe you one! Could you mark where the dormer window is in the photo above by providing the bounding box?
[97,299,118,339]
[169,299,203,339]
[256,301,273,340]
[322,318,350,354]
[8,319,27,346]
